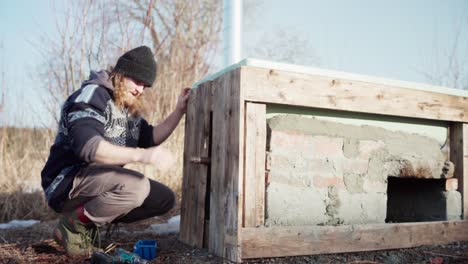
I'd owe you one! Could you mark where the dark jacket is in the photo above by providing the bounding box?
[41,70,156,212]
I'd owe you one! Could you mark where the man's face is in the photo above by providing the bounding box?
[121,76,147,107]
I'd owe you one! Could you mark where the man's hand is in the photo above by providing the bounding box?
[176,88,191,114]
[140,146,175,170]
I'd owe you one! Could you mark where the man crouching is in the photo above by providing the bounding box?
[41,46,190,256]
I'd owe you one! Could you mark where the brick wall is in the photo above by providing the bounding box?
[265,115,461,226]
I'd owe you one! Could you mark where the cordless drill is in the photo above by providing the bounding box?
[90,248,149,264]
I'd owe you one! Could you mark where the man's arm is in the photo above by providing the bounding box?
[67,85,175,166]
[93,139,173,166]
[152,88,191,145]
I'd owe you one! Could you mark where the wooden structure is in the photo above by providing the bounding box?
[180,62,468,262]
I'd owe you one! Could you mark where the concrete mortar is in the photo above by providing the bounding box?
[265,181,328,226]
[343,138,360,158]
[343,173,365,193]
[267,115,445,161]
[266,114,458,226]
[445,191,462,220]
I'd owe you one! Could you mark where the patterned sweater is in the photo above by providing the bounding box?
[41,70,156,212]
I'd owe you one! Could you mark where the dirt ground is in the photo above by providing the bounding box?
[1,218,467,264]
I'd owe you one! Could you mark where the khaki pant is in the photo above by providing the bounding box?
[62,164,175,226]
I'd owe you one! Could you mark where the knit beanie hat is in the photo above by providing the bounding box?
[114,46,157,87]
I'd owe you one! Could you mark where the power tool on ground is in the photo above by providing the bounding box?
[90,248,149,264]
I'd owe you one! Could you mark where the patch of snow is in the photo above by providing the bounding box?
[168,215,180,224]
[0,220,40,229]
[149,215,180,235]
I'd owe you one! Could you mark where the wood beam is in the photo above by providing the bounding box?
[450,123,468,219]
[240,221,468,259]
[241,66,468,122]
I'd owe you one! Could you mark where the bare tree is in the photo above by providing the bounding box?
[117,0,222,121]
[242,1,321,67]
[420,19,468,90]
[35,0,223,192]
[246,27,321,66]
[0,39,4,116]
[35,0,125,125]
[37,0,222,121]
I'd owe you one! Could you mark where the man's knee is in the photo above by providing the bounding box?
[124,177,151,208]
[108,168,151,209]
[147,180,175,215]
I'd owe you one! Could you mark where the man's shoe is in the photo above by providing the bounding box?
[53,210,100,256]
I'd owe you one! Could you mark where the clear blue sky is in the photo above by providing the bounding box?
[0,0,57,127]
[0,0,467,127]
[243,0,468,83]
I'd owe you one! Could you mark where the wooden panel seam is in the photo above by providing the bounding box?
[450,123,467,220]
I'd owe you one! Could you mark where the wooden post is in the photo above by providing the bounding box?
[450,123,468,219]
[180,82,213,247]
[243,102,267,227]
[209,68,243,262]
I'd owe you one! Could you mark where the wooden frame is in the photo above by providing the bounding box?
[180,66,468,262]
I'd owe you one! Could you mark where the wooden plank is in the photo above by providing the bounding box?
[243,103,267,227]
[202,86,214,248]
[240,221,468,259]
[236,68,245,262]
[179,82,212,247]
[450,123,468,219]
[179,82,199,245]
[465,156,468,218]
[196,83,212,246]
[241,66,468,122]
[209,71,227,257]
[189,84,205,247]
[209,68,242,262]
[465,126,468,155]
[226,68,242,262]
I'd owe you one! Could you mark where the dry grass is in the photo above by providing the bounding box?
[0,127,56,222]
[0,123,186,223]
[3,0,220,223]
[19,0,222,225]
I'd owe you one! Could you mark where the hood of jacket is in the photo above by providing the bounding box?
[81,70,114,91]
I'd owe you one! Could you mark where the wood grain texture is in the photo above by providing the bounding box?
[180,82,212,247]
[209,68,242,262]
[243,102,267,228]
[241,66,468,122]
[240,221,468,259]
[450,123,468,219]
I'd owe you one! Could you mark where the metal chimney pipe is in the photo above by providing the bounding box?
[223,0,242,67]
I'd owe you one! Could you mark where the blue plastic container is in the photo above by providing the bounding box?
[133,240,157,260]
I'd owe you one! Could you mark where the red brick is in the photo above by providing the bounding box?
[312,136,343,158]
[313,175,345,189]
[446,178,458,191]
